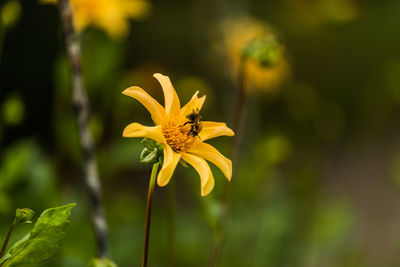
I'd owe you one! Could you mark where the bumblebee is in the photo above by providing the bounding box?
[184,109,203,137]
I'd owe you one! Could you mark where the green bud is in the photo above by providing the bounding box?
[15,208,35,224]
[87,258,117,267]
[140,138,163,164]
[140,148,160,164]
[241,36,282,67]
[141,138,162,151]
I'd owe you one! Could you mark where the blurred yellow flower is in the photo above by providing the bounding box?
[41,0,150,37]
[122,73,234,196]
[219,16,291,93]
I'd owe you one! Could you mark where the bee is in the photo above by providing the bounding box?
[183,109,203,137]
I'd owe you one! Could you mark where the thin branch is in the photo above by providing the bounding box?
[232,58,248,167]
[0,218,16,258]
[57,0,109,258]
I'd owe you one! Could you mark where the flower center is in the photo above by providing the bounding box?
[162,117,201,153]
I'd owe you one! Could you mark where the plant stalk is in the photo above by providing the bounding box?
[208,58,248,267]
[0,218,16,258]
[142,162,160,267]
[166,180,176,267]
[232,58,248,166]
[57,0,109,258]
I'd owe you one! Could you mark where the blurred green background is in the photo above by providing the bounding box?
[1,0,400,266]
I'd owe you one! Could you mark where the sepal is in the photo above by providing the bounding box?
[140,138,163,164]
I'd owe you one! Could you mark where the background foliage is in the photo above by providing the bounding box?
[1,0,400,266]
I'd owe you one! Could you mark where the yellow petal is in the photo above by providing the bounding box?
[97,16,128,38]
[199,121,235,141]
[122,86,166,125]
[123,0,151,19]
[157,145,181,187]
[153,73,181,116]
[179,91,206,117]
[188,142,232,181]
[181,153,215,196]
[122,123,165,144]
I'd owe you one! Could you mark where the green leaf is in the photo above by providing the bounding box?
[0,203,76,267]
[87,257,118,267]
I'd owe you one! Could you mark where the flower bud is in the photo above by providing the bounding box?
[141,137,163,151]
[241,36,282,67]
[140,138,163,164]
[15,208,35,224]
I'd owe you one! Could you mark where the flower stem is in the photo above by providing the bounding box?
[232,58,248,165]
[142,162,160,267]
[208,58,248,267]
[57,0,109,258]
[0,218,16,258]
[166,180,176,267]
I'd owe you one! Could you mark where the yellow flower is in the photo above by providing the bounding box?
[41,0,150,38]
[219,16,291,93]
[122,74,234,196]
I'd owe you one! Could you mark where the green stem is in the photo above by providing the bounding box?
[208,58,248,267]
[0,218,16,258]
[166,180,176,267]
[142,162,160,267]
[232,57,248,166]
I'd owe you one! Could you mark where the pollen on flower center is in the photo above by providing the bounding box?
[162,118,201,153]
